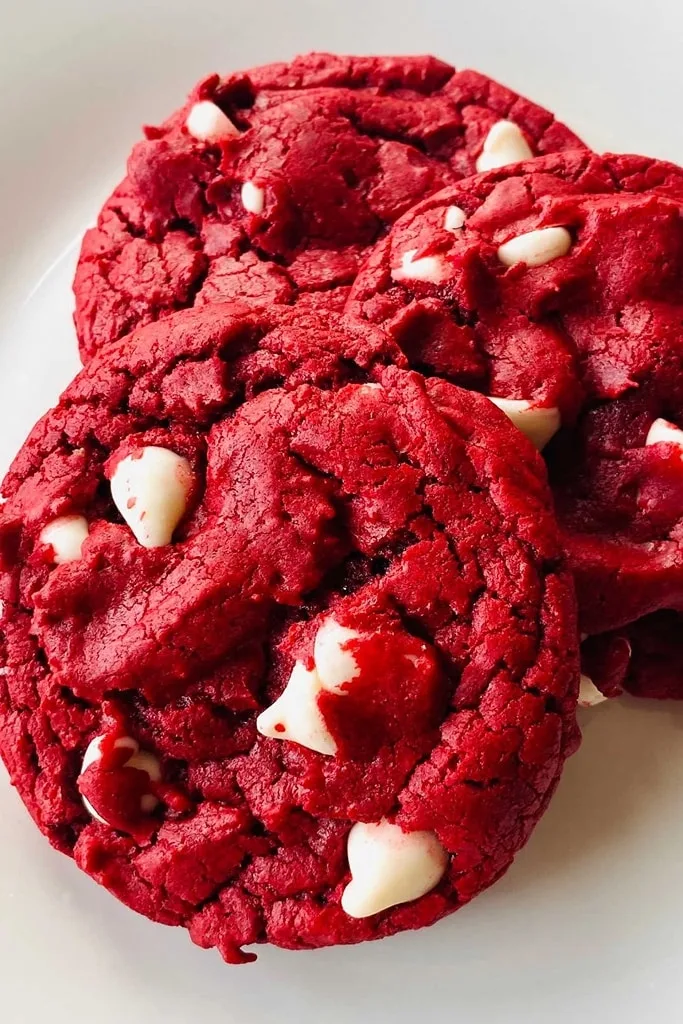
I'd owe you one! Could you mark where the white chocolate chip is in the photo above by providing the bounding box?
[487,397,561,450]
[185,100,238,143]
[645,417,683,449]
[241,181,265,215]
[126,749,162,784]
[391,248,449,284]
[256,661,337,756]
[578,673,608,708]
[39,515,89,564]
[257,618,365,755]
[497,226,572,268]
[475,120,533,173]
[110,446,193,549]
[80,735,160,825]
[341,819,448,918]
[81,735,137,774]
[444,206,466,232]
[128,750,162,813]
[313,619,361,693]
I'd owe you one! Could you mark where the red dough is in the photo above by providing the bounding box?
[0,304,579,961]
[346,150,683,655]
[73,52,583,361]
[584,612,683,701]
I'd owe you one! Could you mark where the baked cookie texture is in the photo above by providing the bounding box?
[346,149,683,658]
[73,52,584,360]
[583,612,683,701]
[0,304,579,961]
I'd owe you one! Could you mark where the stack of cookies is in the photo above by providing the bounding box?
[2,52,681,963]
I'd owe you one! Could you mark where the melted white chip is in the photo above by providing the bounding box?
[341,819,449,918]
[256,661,337,756]
[185,100,238,143]
[241,181,265,215]
[313,619,361,693]
[476,120,534,173]
[645,417,683,449]
[39,515,89,564]
[257,618,365,755]
[487,397,561,450]
[578,673,608,708]
[110,446,193,548]
[497,226,572,268]
[127,749,162,784]
[81,735,137,774]
[444,205,466,232]
[80,735,160,825]
[391,248,449,284]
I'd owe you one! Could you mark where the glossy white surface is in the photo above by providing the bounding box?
[109,446,193,548]
[1,1,683,1021]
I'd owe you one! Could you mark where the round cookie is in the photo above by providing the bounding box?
[346,149,683,658]
[73,51,584,361]
[0,303,579,962]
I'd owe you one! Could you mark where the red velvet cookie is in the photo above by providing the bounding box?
[0,303,579,962]
[582,611,683,702]
[346,150,683,663]
[73,51,584,361]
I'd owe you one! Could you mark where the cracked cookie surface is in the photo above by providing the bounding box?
[0,303,579,961]
[346,150,683,677]
[73,52,583,361]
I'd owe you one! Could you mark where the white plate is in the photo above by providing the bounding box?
[2,2,683,1022]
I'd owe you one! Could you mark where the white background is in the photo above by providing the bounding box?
[1,1,682,1021]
